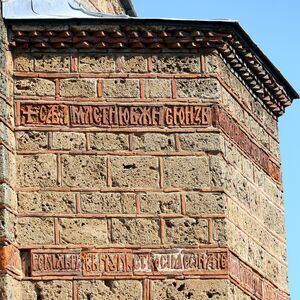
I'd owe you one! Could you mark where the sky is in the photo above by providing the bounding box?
[132,0,300,298]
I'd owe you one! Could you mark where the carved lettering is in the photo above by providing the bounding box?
[31,251,81,276]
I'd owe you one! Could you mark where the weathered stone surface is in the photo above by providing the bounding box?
[144,79,172,98]
[133,133,175,152]
[18,192,76,213]
[110,156,159,188]
[52,132,86,150]
[34,54,70,72]
[176,78,220,99]
[60,79,96,98]
[81,193,136,214]
[111,219,160,244]
[139,192,181,214]
[228,282,251,300]
[152,279,228,300]
[62,155,106,188]
[78,280,142,300]
[179,133,224,152]
[165,218,208,244]
[79,55,115,73]
[213,219,227,244]
[59,218,107,245]
[0,123,15,149]
[15,217,54,244]
[117,56,147,73]
[90,133,129,151]
[152,55,200,73]
[0,210,15,241]
[16,131,48,150]
[17,154,57,187]
[185,193,226,215]
[14,54,34,72]
[103,79,140,98]
[15,78,55,97]
[0,184,17,209]
[0,146,16,185]
[163,157,210,189]
[21,281,72,300]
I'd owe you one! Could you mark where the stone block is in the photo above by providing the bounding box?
[34,54,70,72]
[176,78,220,99]
[103,79,139,98]
[90,133,129,151]
[152,55,200,73]
[152,279,228,300]
[185,193,226,215]
[0,146,16,185]
[139,192,181,214]
[163,157,210,189]
[52,132,86,150]
[15,78,55,97]
[81,192,136,214]
[179,133,224,152]
[0,210,15,241]
[213,219,227,244]
[16,131,48,150]
[14,54,34,72]
[0,184,17,209]
[61,155,106,188]
[110,156,159,188]
[15,217,54,245]
[60,79,96,98]
[144,79,172,98]
[0,123,15,149]
[165,218,208,244]
[17,154,57,187]
[205,53,219,74]
[21,281,72,300]
[77,280,142,300]
[79,55,115,73]
[111,218,160,245]
[59,218,107,245]
[117,55,147,73]
[133,133,175,152]
[17,192,76,213]
[0,99,13,125]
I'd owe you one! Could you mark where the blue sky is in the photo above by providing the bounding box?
[133,0,300,298]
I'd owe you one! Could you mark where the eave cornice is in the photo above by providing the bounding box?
[7,20,298,116]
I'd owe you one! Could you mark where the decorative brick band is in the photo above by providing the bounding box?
[8,23,294,116]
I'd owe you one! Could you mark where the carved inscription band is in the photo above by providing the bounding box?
[15,102,281,182]
[16,103,212,128]
[31,249,227,277]
[29,249,287,300]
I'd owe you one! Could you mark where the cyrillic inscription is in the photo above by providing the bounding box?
[31,251,81,276]
[30,249,227,278]
[17,103,212,128]
[81,249,228,276]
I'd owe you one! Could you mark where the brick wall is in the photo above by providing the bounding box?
[0,22,290,299]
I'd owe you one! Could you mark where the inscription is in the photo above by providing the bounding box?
[31,251,81,276]
[214,107,281,182]
[17,103,69,126]
[30,249,227,278]
[17,103,212,128]
[82,250,228,276]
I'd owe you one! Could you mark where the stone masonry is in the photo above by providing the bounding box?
[0,4,298,300]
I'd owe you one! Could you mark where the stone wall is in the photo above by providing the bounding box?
[0,21,290,299]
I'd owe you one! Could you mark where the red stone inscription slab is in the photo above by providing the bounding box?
[31,250,81,276]
[16,103,212,128]
[30,248,227,278]
[81,249,228,277]
[214,106,281,182]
